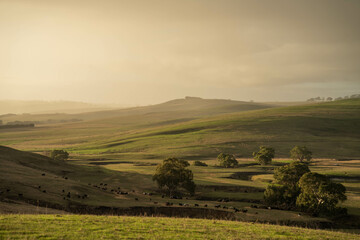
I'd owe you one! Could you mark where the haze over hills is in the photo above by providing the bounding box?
[0,100,120,115]
[0,97,277,124]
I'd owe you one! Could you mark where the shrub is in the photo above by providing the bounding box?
[50,150,69,161]
[193,160,208,166]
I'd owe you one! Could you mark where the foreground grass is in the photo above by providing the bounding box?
[0,215,358,240]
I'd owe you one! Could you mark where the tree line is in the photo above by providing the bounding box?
[152,146,347,217]
[50,146,347,217]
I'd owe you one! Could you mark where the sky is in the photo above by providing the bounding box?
[0,0,359,105]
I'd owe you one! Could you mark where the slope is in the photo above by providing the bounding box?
[0,146,160,213]
[0,97,275,125]
[73,99,360,159]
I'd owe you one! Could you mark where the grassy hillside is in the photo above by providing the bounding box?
[0,97,274,124]
[0,215,359,240]
[73,98,360,159]
[0,145,161,212]
[1,99,359,160]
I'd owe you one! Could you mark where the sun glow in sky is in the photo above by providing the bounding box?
[1,0,359,105]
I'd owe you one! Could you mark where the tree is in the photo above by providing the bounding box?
[265,162,310,207]
[274,162,310,188]
[217,153,238,168]
[264,184,291,207]
[152,158,195,196]
[253,146,275,165]
[290,146,312,163]
[50,150,69,161]
[296,172,347,216]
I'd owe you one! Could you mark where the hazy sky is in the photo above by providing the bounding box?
[1,0,359,105]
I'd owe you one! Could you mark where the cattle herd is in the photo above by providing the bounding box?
[0,172,274,215]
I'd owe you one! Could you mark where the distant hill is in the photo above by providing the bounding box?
[0,100,114,115]
[1,99,359,159]
[0,97,276,124]
[72,98,360,159]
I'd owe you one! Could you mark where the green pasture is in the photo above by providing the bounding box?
[0,215,358,240]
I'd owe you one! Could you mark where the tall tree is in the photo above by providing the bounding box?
[296,172,347,215]
[153,158,195,196]
[265,162,310,207]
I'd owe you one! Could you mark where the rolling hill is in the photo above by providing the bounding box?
[1,99,359,160]
[67,98,360,160]
[0,97,275,125]
[0,145,161,214]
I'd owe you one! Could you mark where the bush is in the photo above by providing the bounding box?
[217,153,238,168]
[193,160,208,166]
[50,150,69,161]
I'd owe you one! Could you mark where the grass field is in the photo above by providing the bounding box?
[0,215,359,240]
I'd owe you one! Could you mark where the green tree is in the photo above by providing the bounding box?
[253,146,275,165]
[217,153,238,168]
[265,162,310,207]
[152,158,195,196]
[50,150,69,161]
[264,184,288,207]
[290,146,312,163]
[274,162,310,188]
[296,172,347,216]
